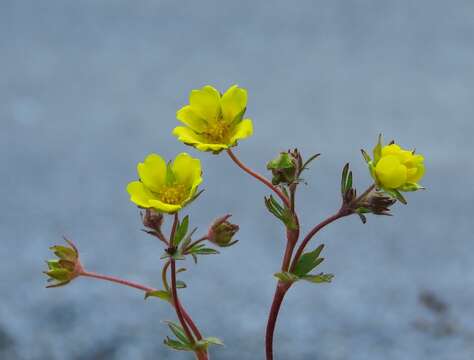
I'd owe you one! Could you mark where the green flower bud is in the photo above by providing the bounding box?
[267,149,302,185]
[44,238,83,288]
[208,215,239,247]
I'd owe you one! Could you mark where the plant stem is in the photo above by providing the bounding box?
[265,282,291,360]
[289,208,350,272]
[80,269,206,358]
[227,148,290,208]
[170,259,196,344]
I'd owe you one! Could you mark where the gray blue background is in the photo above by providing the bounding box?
[2,1,474,359]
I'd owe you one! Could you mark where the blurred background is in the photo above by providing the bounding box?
[2,1,474,359]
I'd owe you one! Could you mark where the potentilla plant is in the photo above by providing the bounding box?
[45,84,425,360]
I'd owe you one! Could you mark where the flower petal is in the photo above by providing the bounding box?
[176,105,208,132]
[172,153,202,188]
[229,118,253,145]
[407,163,425,183]
[221,85,247,123]
[189,85,221,121]
[127,181,155,208]
[137,154,166,192]
[148,199,182,214]
[173,126,229,152]
[375,155,408,189]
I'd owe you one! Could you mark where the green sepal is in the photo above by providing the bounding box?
[293,244,325,277]
[301,153,320,172]
[301,273,334,283]
[373,133,383,163]
[144,290,171,302]
[50,245,76,261]
[267,152,294,171]
[361,149,372,163]
[274,272,299,283]
[173,216,189,246]
[398,182,425,192]
[165,162,177,186]
[383,188,407,205]
[229,106,247,128]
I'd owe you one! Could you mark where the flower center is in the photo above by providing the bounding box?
[203,121,231,144]
[158,184,187,205]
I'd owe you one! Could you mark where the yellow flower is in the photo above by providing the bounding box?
[127,153,202,213]
[173,85,253,153]
[362,135,425,202]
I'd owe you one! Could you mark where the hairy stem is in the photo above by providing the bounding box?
[226,148,290,208]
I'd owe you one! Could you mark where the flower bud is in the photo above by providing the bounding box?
[44,238,83,288]
[208,215,239,247]
[267,149,302,186]
[142,209,164,230]
[357,189,396,216]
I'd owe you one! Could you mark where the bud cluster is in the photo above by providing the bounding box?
[44,238,83,288]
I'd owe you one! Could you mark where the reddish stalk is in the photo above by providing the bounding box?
[227,148,290,208]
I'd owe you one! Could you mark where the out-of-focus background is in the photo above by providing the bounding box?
[2,1,474,359]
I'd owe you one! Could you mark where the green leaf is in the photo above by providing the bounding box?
[176,280,187,289]
[144,290,171,302]
[264,196,297,230]
[274,272,299,283]
[164,321,191,344]
[180,227,197,251]
[192,248,219,255]
[301,273,335,283]
[293,244,325,276]
[341,163,349,196]
[164,337,193,351]
[173,216,189,246]
[195,336,225,350]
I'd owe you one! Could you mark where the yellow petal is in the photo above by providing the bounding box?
[176,105,208,132]
[173,126,229,152]
[137,154,166,192]
[407,163,425,183]
[172,153,202,188]
[375,155,408,189]
[148,199,182,214]
[127,181,155,208]
[189,85,221,121]
[221,85,247,123]
[229,118,253,145]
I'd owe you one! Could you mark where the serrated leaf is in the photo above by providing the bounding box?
[293,244,325,276]
[301,273,334,283]
[144,290,171,302]
[173,216,189,246]
[274,272,299,283]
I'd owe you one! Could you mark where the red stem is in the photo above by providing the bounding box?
[290,208,350,272]
[265,282,290,360]
[80,269,207,358]
[227,148,290,208]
